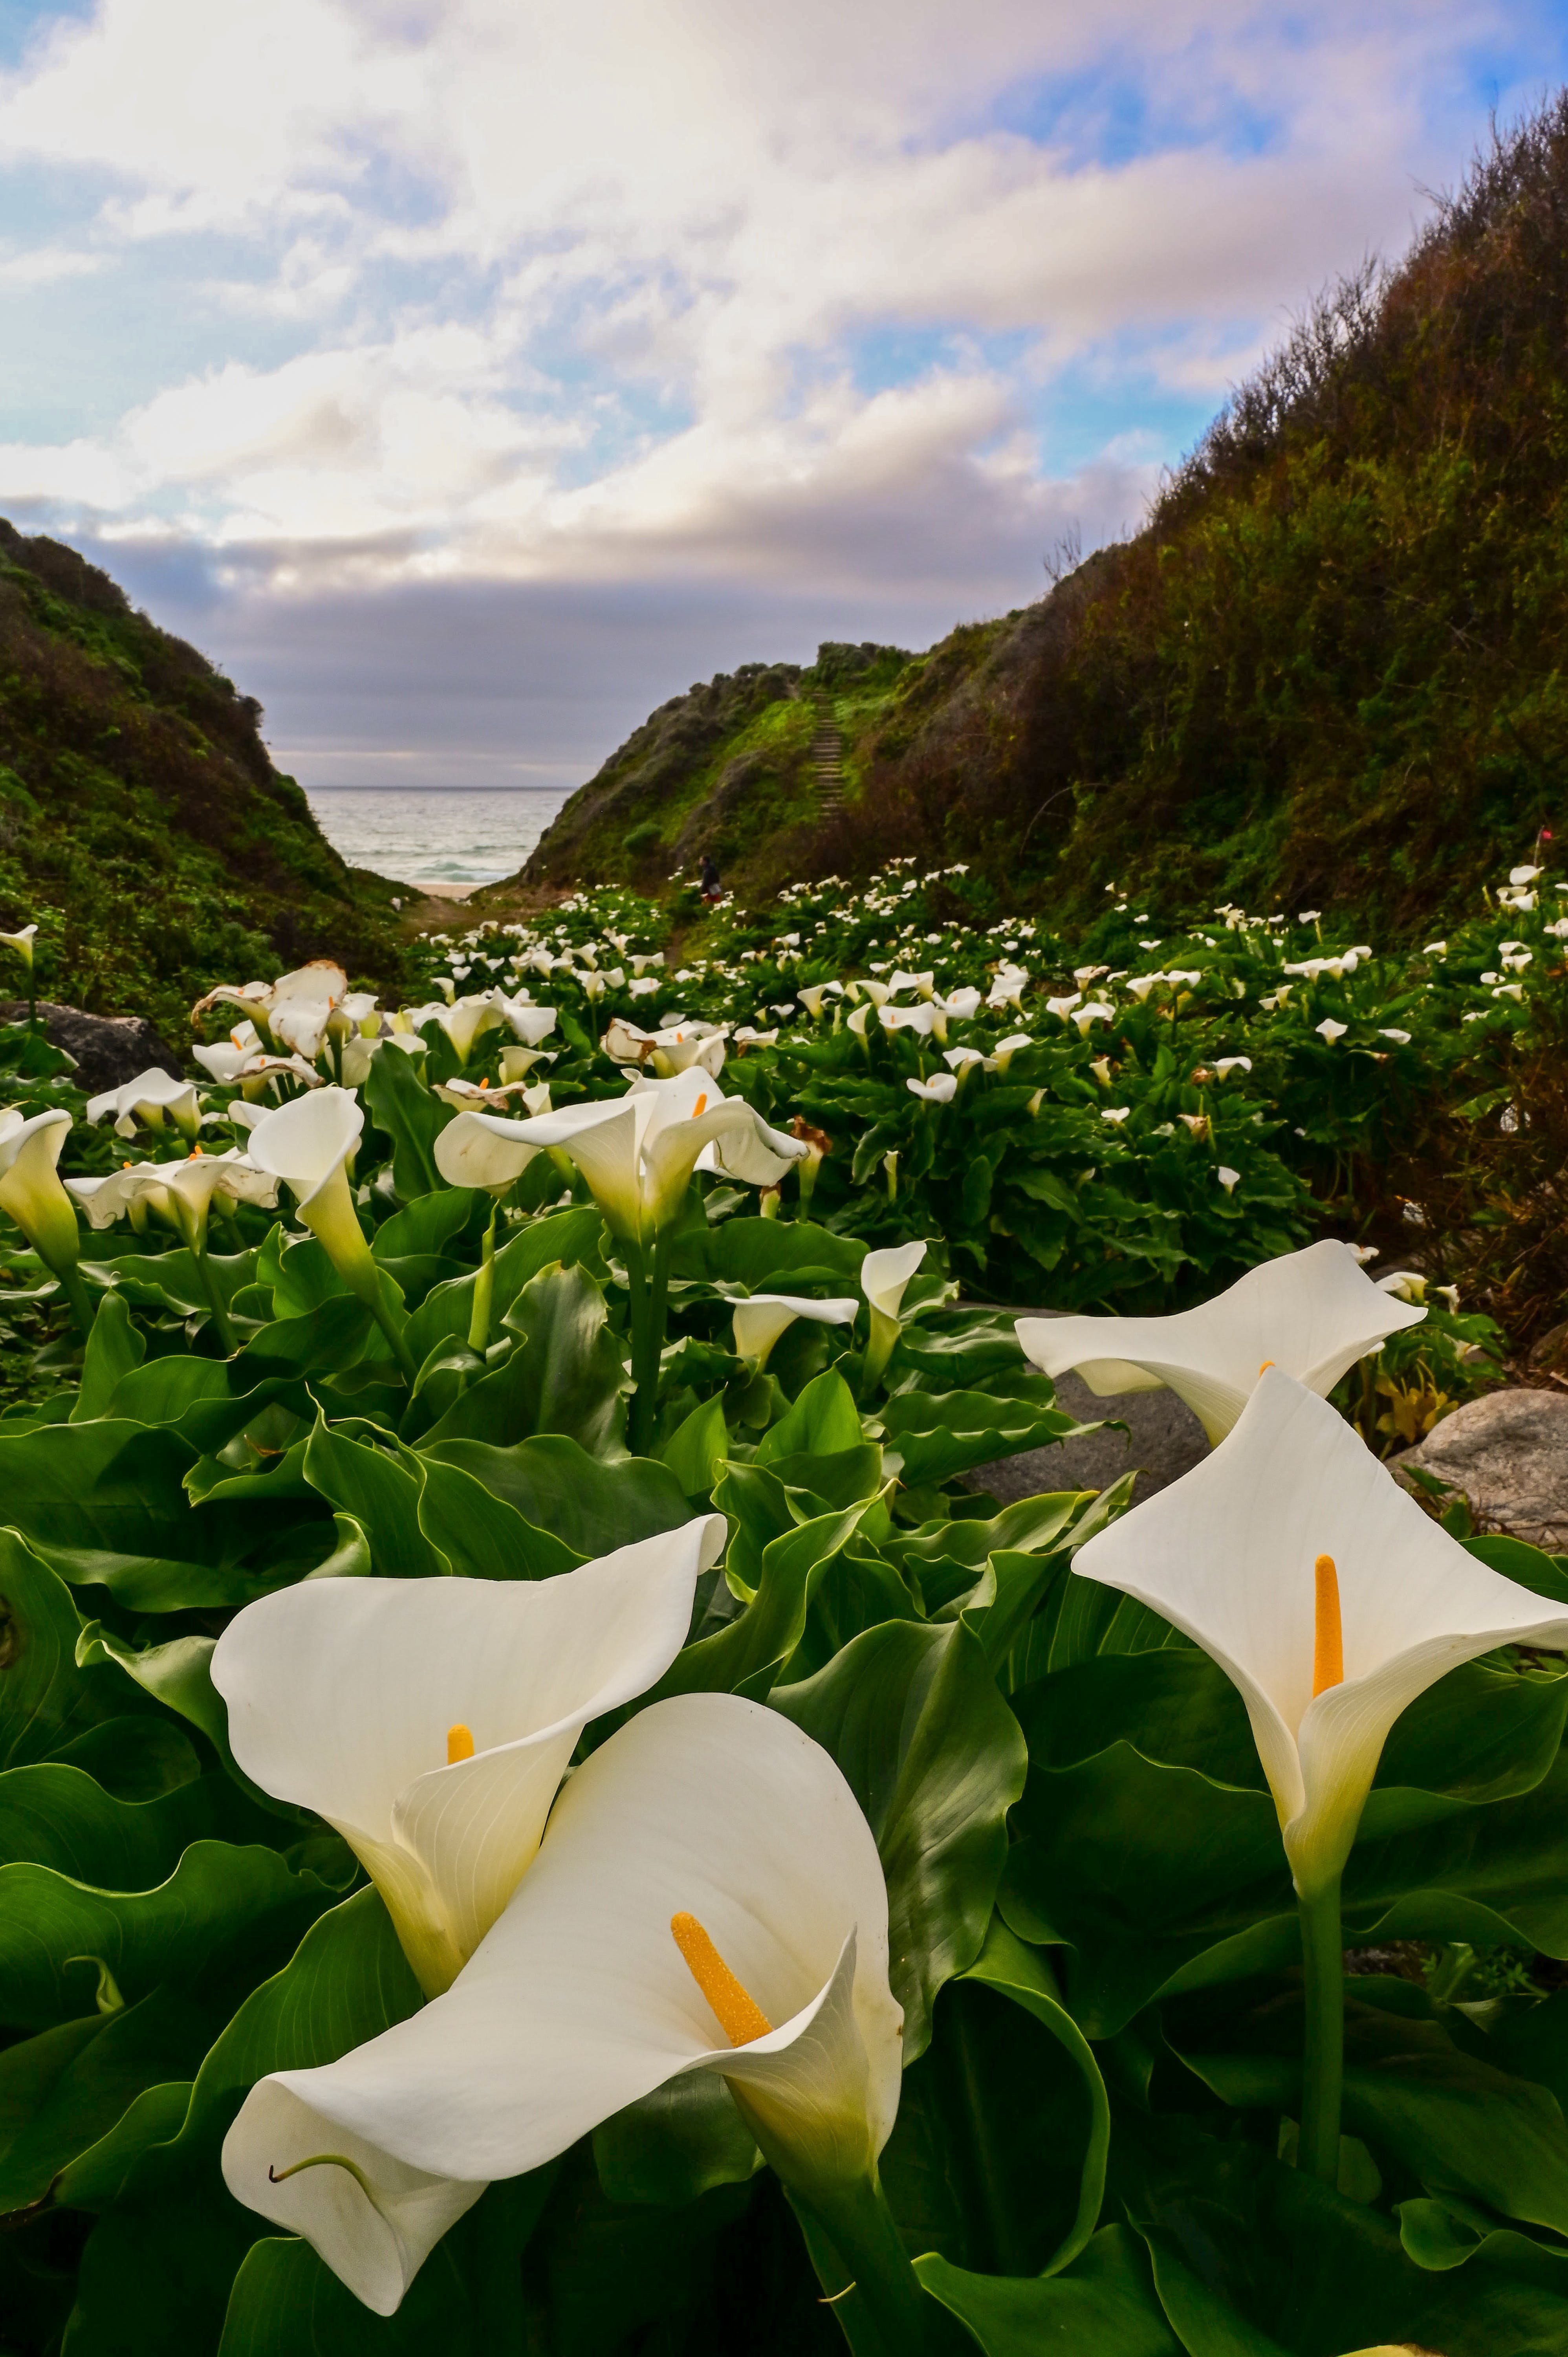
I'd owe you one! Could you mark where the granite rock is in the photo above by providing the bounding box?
[1396,1388,1568,1550]
[0,1001,185,1096]
[969,1369,1209,1507]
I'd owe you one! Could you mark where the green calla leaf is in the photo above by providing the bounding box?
[593,2074,761,2209]
[370,1187,475,1264]
[916,2226,1181,2357]
[303,1418,447,1578]
[71,1293,146,1422]
[651,1503,868,1703]
[774,1615,1027,2059]
[414,1450,583,1580]
[426,1434,692,1560]
[668,1218,866,1289]
[659,1393,730,1502]
[403,1204,606,1366]
[754,1366,864,1464]
[420,1261,628,1455]
[362,1033,449,1200]
[0,1530,132,1769]
[881,1385,1086,1486]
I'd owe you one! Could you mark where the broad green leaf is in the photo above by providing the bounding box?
[0,1761,249,1885]
[593,2075,760,2208]
[414,1451,584,1580]
[66,1889,423,2357]
[881,1386,1085,1486]
[917,2226,1181,2357]
[668,1217,866,1288]
[427,1435,692,1560]
[370,1187,475,1264]
[774,1617,1027,2058]
[0,1841,341,2033]
[240,1298,376,1378]
[421,1261,628,1455]
[403,1205,605,1366]
[660,1394,729,1502]
[1171,1985,1568,2240]
[755,1367,863,1464]
[651,1504,868,1703]
[363,1035,449,1199]
[71,1292,146,1421]
[216,2233,475,2355]
[1116,2106,1568,2357]
[304,1418,447,1578]
[0,1530,131,1769]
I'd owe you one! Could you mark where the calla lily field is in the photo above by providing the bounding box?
[2,862,1568,2355]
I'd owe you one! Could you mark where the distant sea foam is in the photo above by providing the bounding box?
[306,787,575,888]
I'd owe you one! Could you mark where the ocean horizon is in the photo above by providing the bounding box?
[306,784,576,887]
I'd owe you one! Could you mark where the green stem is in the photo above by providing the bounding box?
[790,2172,936,2357]
[371,1296,419,1387]
[53,1261,94,1339]
[193,1240,238,1354]
[626,1235,670,1457]
[468,1206,497,1353]
[1297,1875,1345,2185]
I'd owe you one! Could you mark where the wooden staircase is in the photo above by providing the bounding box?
[812,700,847,818]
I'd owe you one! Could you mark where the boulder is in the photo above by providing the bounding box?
[0,1001,185,1096]
[1396,1388,1568,1550]
[969,1369,1209,1507]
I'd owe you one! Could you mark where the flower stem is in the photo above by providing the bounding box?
[54,1261,94,1339]
[1297,1874,1345,2185]
[194,1241,238,1354]
[371,1296,419,1387]
[790,2172,939,2357]
[625,1235,669,1457]
[467,1206,497,1353]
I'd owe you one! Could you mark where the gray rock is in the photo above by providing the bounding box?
[970,1369,1209,1507]
[0,1001,185,1095]
[1396,1389,1568,1551]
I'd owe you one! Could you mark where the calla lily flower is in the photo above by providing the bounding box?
[1017,1239,1425,1444]
[68,1148,276,1241]
[245,1087,376,1300]
[907,1073,956,1103]
[0,922,37,967]
[935,986,981,1021]
[86,1067,201,1141]
[492,997,556,1048]
[221,1694,900,2315]
[212,1520,724,1999]
[861,1239,926,1387]
[0,1108,82,1280]
[434,1069,804,1243]
[1074,1370,1568,1893]
[986,1032,1033,1074]
[732,1292,859,1368]
[880,1004,937,1037]
[603,1017,727,1078]
[796,984,829,1019]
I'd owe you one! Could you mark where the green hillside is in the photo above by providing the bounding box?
[0,521,402,1036]
[524,95,1568,937]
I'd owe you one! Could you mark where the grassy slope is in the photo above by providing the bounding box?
[0,521,403,1036]
[524,96,1568,939]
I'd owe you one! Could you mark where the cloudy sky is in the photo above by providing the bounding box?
[2,0,1565,790]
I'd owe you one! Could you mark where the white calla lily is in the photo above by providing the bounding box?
[861,1239,926,1387]
[907,1073,956,1103]
[732,1292,859,1368]
[212,1520,724,2000]
[433,1068,804,1243]
[1017,1239,1425,1444]
[245,1086,375,1299]
[68,1147,276,1241]
[221,1694,900,2316]
[0,922,37,966]
[1074,1370,1568,1895]
[86,1067,201,1141]
[0,1108,83,1285]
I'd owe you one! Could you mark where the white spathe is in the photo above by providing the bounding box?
[1073,1371,1568,1893]
[68,1148,277,1242]
[861,1240,925,1323]
[86,1067,201,1140]
[433,1068,804,1242]
[1017,1239,1426,1444]
[246,1086,372,1291]
[0,923,37,964]
[212,1518,724,2000]
[0,1108,80,1270]
[732,1292,859,1366]
[221,1694,900,2315]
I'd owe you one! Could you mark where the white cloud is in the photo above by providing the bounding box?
[0,0,1557,778]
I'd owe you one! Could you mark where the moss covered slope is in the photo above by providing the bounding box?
[0,521,401,1035]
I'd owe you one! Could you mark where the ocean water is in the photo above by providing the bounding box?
[306,787,576,888]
